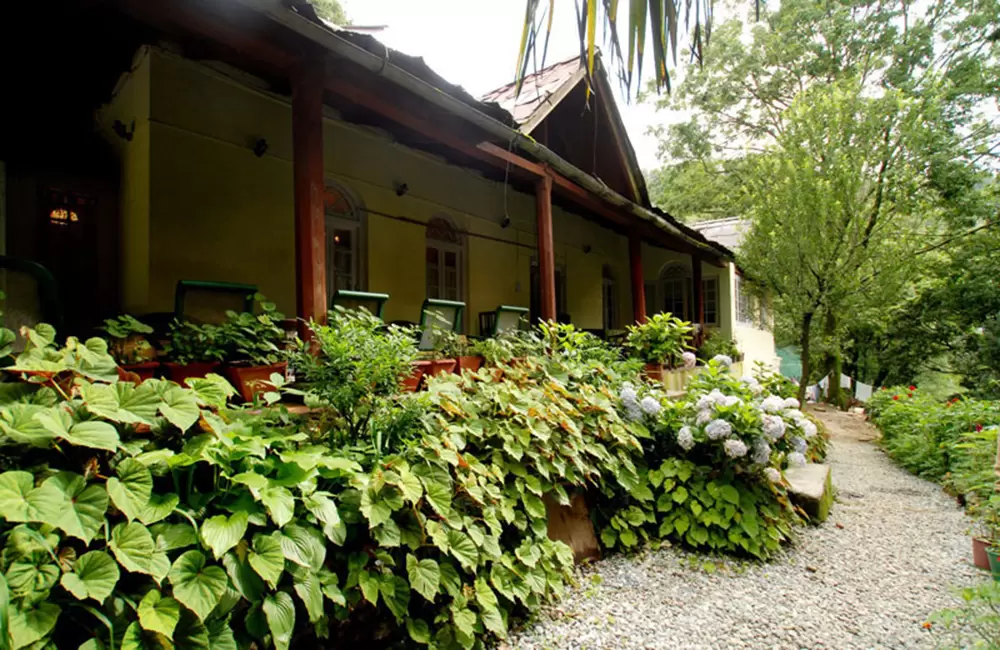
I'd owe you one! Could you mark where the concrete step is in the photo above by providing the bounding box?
[784,463,833,523]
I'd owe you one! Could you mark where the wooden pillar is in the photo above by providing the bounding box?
[628,231,646,324]
[292,59,327,331]
[536,175,557,322]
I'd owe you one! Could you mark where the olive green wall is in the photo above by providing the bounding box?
[100,47,756,344]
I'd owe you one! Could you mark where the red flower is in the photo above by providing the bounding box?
[976,423,984,432]
[908,385,916,391]
[893,395,899,401]
[908,392,914,398]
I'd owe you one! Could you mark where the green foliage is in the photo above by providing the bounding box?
[218,295,286,366]
[308,0,348,24]
[0,313,813,649]
[928,581,1000,649]
[625,312,693,366]
[698,331,739,362]
[469,330,543,365]
[101,315,153,340]
[163,320,226,365]
[646,160,748,223]
[101,315,155,366]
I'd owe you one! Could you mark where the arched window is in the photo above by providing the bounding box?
[323,181,365,298]
[426,216,464,301]
[658,263,690,320]
[602,265,617,330]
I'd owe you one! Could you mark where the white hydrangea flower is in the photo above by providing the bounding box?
[696,409,713,426]
[787,452,807,468]
[620,384,638,404]
[722,395,742,408]
[760,396,785,413]
[791,436,808,453]
[712,354,733,367]
[705,419,732,440]
[677,426,695,451]
[801,420,818,439]
[783,397,801,409]
[723,438,749,458]
[624,402,643,422]
[784,408,805,424]
[640,396,662,416]
[763,467,782,483]
[752,440,772,465]
[696,394,714,411]
[709,388,727,405]
[740,375,757,386]
[682,351,697,369]
[762,414,787,441]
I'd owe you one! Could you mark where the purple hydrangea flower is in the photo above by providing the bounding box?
[787,452,807,468]
[762,414,786,441]
[763,467,782,482]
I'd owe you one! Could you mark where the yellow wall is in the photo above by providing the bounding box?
[102,47,686,334]
[97,46,152,311]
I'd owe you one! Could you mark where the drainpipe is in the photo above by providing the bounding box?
[235,0,729,260]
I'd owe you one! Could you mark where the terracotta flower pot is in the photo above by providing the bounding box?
[643,362,664,381]
[163,361,222,384]
[118,361,160,383]
[973,536,992,570]
[226,362,288,403]
[454,355,484,374]
[424,359,457,378]
[402,361,428,393]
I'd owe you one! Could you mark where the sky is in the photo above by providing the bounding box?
[340,0,671,170]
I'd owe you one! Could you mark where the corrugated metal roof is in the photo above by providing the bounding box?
[479,55,585,132]
[690,217,749,251]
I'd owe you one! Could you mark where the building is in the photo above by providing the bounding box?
[0,0,775,368]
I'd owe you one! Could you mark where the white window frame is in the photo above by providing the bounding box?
[426,216,465,303]
[736,276,756,324]
[323,180,365,303]
[702,277,719,326]
[658,263,690,321]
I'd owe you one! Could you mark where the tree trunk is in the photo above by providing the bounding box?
[823,311,840,407]
[797,311,814,404]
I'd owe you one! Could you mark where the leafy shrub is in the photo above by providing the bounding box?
[163,320,226,365]
[868,386,1000,502]
[218,295,286,365]
[927,581,1000,649]
[698,330,740,362]
[625,313,693,366]
[469,329,544,365]
[101,315,155,366]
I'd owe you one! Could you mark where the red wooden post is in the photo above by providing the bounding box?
[628,231,646,324]
[535,175,557,322]
[292,59,327,332]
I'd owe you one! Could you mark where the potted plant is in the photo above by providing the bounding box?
[624,312,694,381]
[442,331,483,374]
[414,315,459,383]
[698,331,743,363]
[980,496,1000,580]
[162,320,226,383]
[218,296,288,402]
[102,314,159,381]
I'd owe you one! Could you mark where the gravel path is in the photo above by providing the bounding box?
[508,407,987,650]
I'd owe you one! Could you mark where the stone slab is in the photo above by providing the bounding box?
[545,492,600,563]
[785,463,833,523]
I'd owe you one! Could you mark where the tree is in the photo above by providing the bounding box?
[646,159,750,222]
[739,81,938,402]
[310,0,348,25]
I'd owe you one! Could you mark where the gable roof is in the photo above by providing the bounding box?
[690,217,750,251]
[480,54,649,207]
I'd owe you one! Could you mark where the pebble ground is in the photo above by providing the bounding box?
[508,407,988,650]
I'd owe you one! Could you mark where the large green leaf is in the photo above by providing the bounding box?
[184,375,236,409]
[36,409,119,452]
[421,480,452,518]
[387,466,423,503]
[207,616,238,650]
[277,524,325,571]
[446,530,479,572]
[0,472,39,522]
[151,523,198,551]
[158,386,201,431]
[9,601,59,650]
[357,570,379,606]
[222,550,265,603]
[121,621,168,650]
[59,551,119,603]
[6,555,59,598]
[138,493,179,526]
[290,566,324,624]
[81,382,160,425]
[44,472,107,544]
[168,551,228,622]
[262,592,295,650]
[137,589,181,638]
[172,608,210,649]
[359,489,392,527]
[379,574,410,622]
[247,534,284,589]
[259,487,294,528]
[107,459,153,522]
[406,618,431,645]
[0,405,54,447]
[110,522,156,575]
[303,492,345,545]
[406,555,440,603]
[200,511,249,560]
